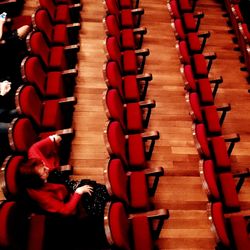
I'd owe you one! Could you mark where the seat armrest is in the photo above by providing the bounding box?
[66,22,81,30]
[198,31,210,39]
[193,11,204,18]
[136,73,153,81]
[131,8,144,15]
[141,130,159,140]
[64,43,80,52]
[133,27,147,35]
[204,52,217,60]
[59,164,73,175]
[139,99,156,108]
[54,128,74,136]
[69,3,82,9]
[209,76,223,84]
[58,96,77,105]
[216,103,231,112]
[223,133,240,143]
[62,68,78,77]
[135,48,150,56]
[129,208,169,240]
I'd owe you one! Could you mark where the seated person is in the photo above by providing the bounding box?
[18,135,110,249]
[0,12,31,82]
[19,134,110,218]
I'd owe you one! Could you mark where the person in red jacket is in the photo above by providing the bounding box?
[19,134,110,218]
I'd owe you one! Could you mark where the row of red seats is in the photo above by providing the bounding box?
[223,0,250,82]
[167,0,250,249]
[101,0,170,249]
[0,0,83,249]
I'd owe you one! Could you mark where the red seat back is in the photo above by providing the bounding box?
[16,85,43,127]
[21,56,47,96]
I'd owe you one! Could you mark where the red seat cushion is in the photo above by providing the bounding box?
[169,0,181,19]
[121,9,134,28]
[212,202,230,247]
[49,46,67,70]
[46,72,66,98]
[121,29,135,49]
[179,0,192,12]
[55,5,71,24]
[126,103,143,132]
[120,0,133,9]
[229,215,250,250]
[132,216,153,250]
[129,171,150,210]
[193,54,208,76]
[189,92,202,122]
[107,121,128,166]
[0,202,17,247]
[196,78,214,104]
[232,5,244,22]
[184,65,196,91]
[123,75,140,101]
[108,158,129,204]
[202,106,221,135]
[106,89,126,130]
[12,118,37,153]
[42,100,63,130]
[210,137,231,169]
[195,124,211,158]
[187,33,201,52]
[179,41,191,64]
[219,173,240,211]
[123,50,137,74]
[202,159,220,200]
[174,19,185,40]
[128,134,146,168]
[5,156,24,197]
[53,24,68,45]
[109,202,130,249]
[183,13,196,31]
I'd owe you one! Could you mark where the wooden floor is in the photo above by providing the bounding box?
[1,0,250,249]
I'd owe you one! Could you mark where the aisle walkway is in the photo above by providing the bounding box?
[69,0,250,249]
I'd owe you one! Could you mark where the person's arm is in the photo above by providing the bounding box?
[27,185,93,216]
[28,189,82,216]
[28,135,61,160]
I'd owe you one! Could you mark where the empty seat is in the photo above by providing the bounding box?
[167,0,204,32]
[208,202,250,250]
[103,60,152,102]
[102,88,155,133]
[103,14,147,50]
[199,159,240,212]
[32,7,80,46]
[186,92,231,136]
[104,201,169,250]
[180,64,223,104]
[21,56,77,99]
[104,158,164,212]
[103,0,144,29]
[192,123,240,172]
[103,120,159,170]
[39,0,81,24]
[104,36,149,75]
[177,40,216,78]
[27,30,79,71]
[15,85,76,131]
[171,18,210,54]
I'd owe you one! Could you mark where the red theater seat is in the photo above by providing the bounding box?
[102,88,155,133]
[103,60,152,102]
[103,120,159,170]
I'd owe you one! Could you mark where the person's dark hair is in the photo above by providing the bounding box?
[19,158,45,189]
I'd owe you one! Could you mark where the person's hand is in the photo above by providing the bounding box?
[75,185,93,195]
[49,134,62,145]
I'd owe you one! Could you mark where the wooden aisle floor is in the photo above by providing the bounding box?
[0,0,249,249]
[69,0,250,249]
